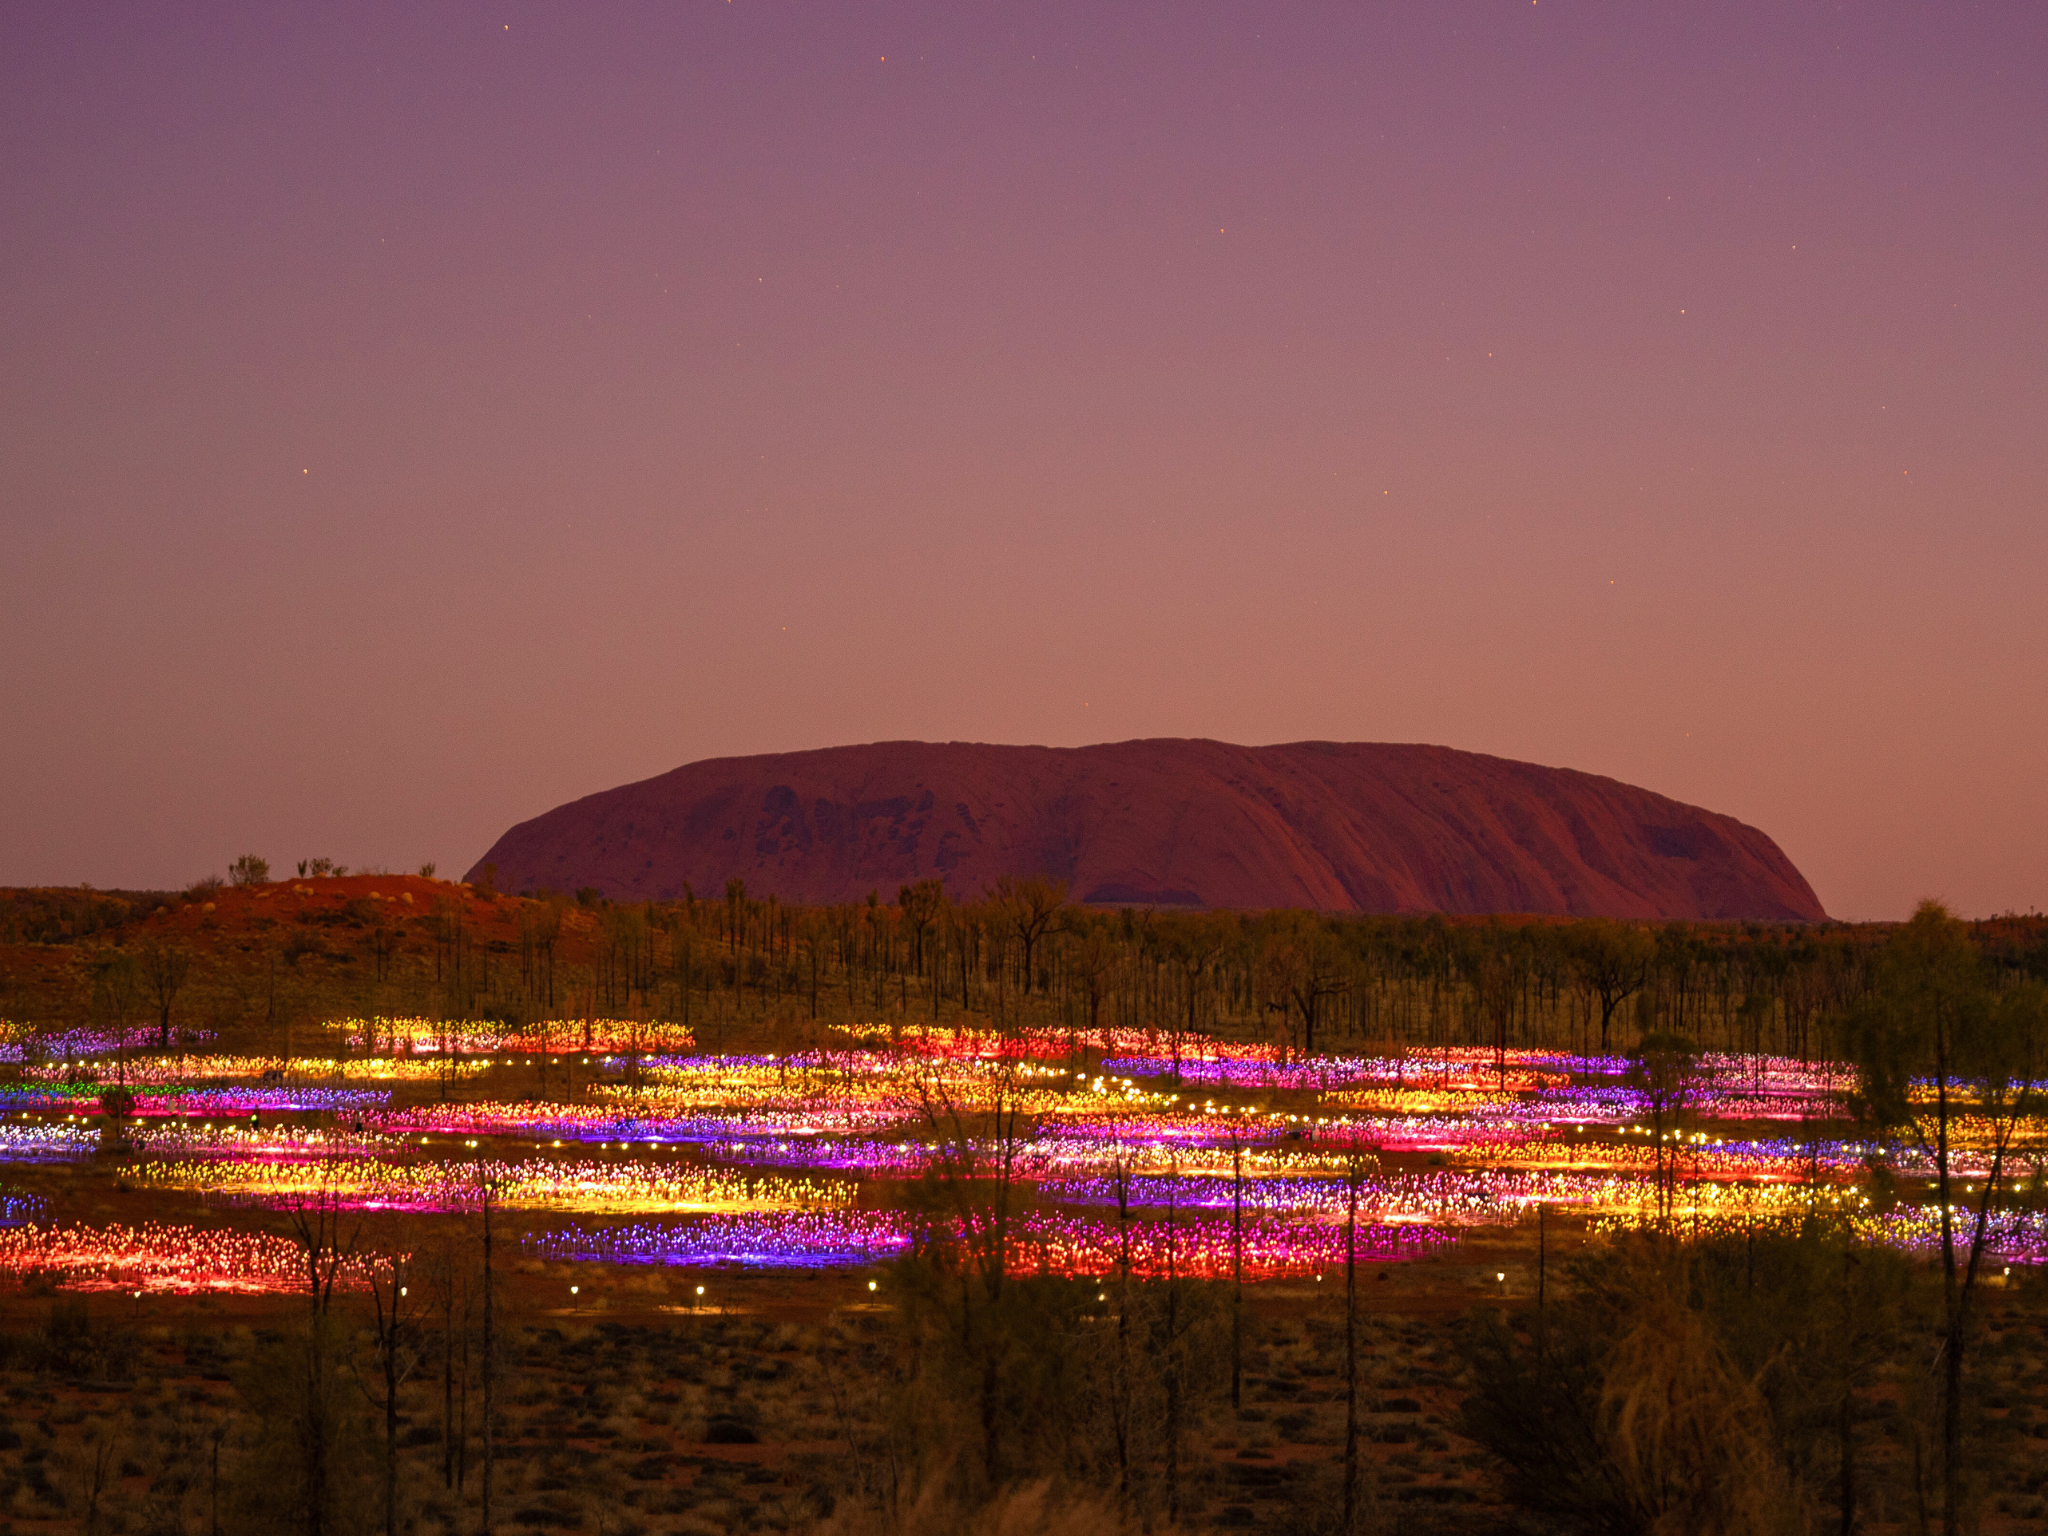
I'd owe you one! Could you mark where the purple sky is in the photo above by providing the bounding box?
[4,3,2044,920]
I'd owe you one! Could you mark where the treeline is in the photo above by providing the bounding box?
[485,878,2048,1064]
[8,877,2047,1063]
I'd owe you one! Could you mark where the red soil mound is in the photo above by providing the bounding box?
[113,873,513,952]
[464,739,1825,920]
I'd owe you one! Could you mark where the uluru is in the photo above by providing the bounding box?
[466,740,1825,921]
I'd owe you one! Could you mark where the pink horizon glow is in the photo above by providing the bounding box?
[4,5,2044,920]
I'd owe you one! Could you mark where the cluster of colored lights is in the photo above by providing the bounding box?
[20,1053,487,1086]
[330,1017,698,1056]
[1592,1182,1877,1238]
[129,1122,390,1161]
[0,1221,380,1295]
[1106,1047,1854,1124]
[1041,1158,1838,1227]
[0,1121,97,1160]
[0,1117,388,1162]
[537,1210,912,1269]
[375,1099,903,1143]
[1013,1211,1452,1279]
[0,1025,215,1062]
[7,1085,392,1117]
[134,1086,394,1117]
[0,1191,48,1227]
[8,1016,2045,1280]
[828,1023,1226,1061]
[536,1209,1449,1279]
[1859,1206,2048,1264]
[1594,1197,2048,1266]
[128,1146,850,1215]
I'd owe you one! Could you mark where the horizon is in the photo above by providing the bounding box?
[5,731,2021,922]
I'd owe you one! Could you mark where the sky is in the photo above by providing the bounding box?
[3,3,2044,921]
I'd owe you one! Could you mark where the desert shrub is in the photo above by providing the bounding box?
[98,1085,137,1153]
[228,1313,377,1536]
[1460,1225,1909,1536]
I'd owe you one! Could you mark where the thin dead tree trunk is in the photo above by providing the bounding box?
[1343,1158,1362,1535]
[1231,1130,1245,1412]
[480,1168,496,1536]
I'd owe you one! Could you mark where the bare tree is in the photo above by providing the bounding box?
[896,878,946,975]
[428,1237,475,1493]
[1164,914,1233,1080]
[1261,916,1350,1058]
[1230,1128,1246,1413]
[75,1425,121,1535]
[1104,1140,1138,1501]
[1570,919,1656,1053]
[1341,1151,1371,1533]
[1068,922,1117,1055]
[911,1057,1037,1483]
[991,875,1067,994]
[137,938,193,1049]
[475,1162,501,1536]
[87,947,139,1055]
[1626,1032,1701,1225]
[358,1250,428,1536]
[277,1184,365,1536]
[1850,902,2047,1536]
[282,1185,363,1315]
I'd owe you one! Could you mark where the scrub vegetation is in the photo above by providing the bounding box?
[0,875,2044,1533]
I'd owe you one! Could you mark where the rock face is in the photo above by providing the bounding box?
[467,739,1826,920]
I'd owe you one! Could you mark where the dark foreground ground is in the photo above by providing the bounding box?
[0,1259,1515,1536]
[1,1240,2045,1536]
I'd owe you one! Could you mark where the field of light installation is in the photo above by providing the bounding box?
[0,1016,2034,1296]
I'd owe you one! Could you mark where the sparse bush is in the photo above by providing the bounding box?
[230,1313,378,1535]
[97,1085,136,1153]
[228,855,270,887]
[1460,1226,1909,1536]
